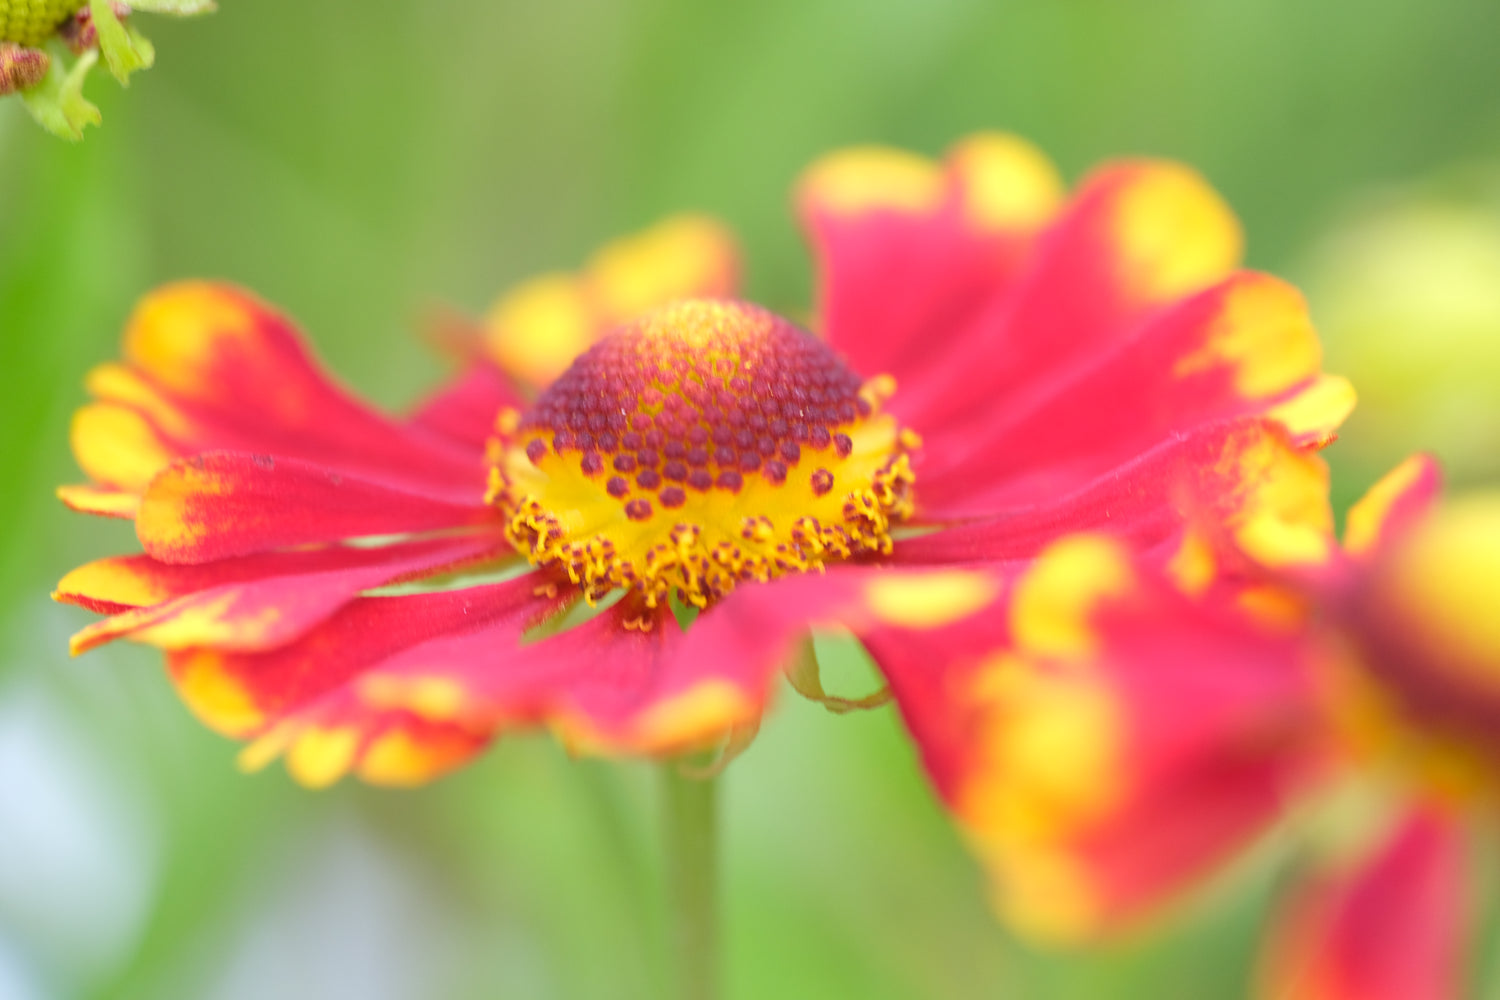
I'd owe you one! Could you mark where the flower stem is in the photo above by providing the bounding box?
[662,763,719,1000]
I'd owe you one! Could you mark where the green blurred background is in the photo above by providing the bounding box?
[3,2,1499,997]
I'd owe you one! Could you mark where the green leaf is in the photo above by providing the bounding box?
[20,46,101,141]
[125,23,157,70]
[124,0,217,14]
[91,0,155,86]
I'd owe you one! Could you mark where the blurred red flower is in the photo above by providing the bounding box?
[906,452,1499,1000]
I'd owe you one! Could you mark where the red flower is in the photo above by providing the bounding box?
[54,133,1349,788]
[1259,459,1498,1000]
[904,451,1500,998]
[871,530,1330,939]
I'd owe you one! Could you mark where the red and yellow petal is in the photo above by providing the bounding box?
[247,568,988,779]
[69,282,485,513]
[915,273,1352,513]
[798,132,1063,385]
[136,453,494,564]
[1343,453,1442,560]
[862,535,1322,941]
[484,215,740,389]
[164,574,565,747]
[542,568,1008,757]
[56,483,142,519]
[176,572,833,785]
[408,361,526,451]
[1258,801,1469,1000]
[1334,489,1500,778]
[70,401,181,494]
[897,418,1335,587]
[55,533,508,654]
[457,578,855,757]
[240,710,495,790]
[900,159,1244,435]
[228,598,685,783]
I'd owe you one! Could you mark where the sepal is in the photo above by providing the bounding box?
[90,0,153,85]
[20,41,99,140]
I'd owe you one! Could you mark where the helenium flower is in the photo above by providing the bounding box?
[54,133,1348,796]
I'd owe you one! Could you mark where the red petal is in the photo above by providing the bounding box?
[165,575,562,743]
[57,533,509,654]
[799,133,1063,385]
[895,160,1243,433]
[356,573,876,760]
[546,574,873,751]
[1342,454,1442,560]
[915,273,1351,510]
[56,483,140,519]
[136,452,494,564]
[1259,802,1469,1000]
[409,362,527,451]
[1339,489,1500,762]
[73,282,484,507]
[861,535,1321,940]
[897,418,1334,574]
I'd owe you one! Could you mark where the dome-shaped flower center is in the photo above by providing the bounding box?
[487,299,917,608]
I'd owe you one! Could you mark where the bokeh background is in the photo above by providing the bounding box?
[3,1,1500,997]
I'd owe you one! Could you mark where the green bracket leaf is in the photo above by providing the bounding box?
[785,637,891,714]
[91,0,155,86]
[20,45,101,141]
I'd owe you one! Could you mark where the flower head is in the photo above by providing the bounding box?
[1,0,214,139]
[489,299,915,608]
[896,448,1500,993]
[55,133,1348,789]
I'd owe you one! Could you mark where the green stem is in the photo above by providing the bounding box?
[662,763,719,1000]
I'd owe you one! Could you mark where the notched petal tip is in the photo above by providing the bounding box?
[1343,453,1443,559]
[284,725,360,788]
[70,401,177,494]
[484,214,741,389]
[121,281,268,393]
[947,131,1065,235]
[169,650,266,737]
[797,145,946,218]
[56,483,140,518]
[356,725,488,788]
[798,131,1064,233]
[1096,159,1244,305]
